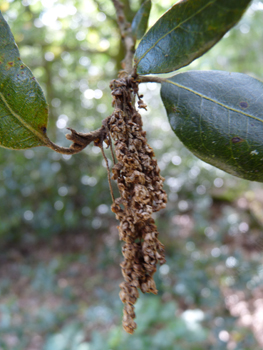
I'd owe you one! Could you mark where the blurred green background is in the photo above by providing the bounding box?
[1,0,263,349]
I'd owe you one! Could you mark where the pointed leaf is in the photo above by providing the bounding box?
[135,0,251,75]
[161,71,263,182]
[0,11,50,150]
[132,0,152,40]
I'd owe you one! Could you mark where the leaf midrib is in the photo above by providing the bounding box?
[165,79,263,124]
[0,92,48,144]
[136,0,215,64]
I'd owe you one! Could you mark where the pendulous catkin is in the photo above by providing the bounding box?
[108,76,167,334]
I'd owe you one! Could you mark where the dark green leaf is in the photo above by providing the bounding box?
[132,0,152,40]
[135,0,251,75]
[161,70,263,182]
[0,11,49,150]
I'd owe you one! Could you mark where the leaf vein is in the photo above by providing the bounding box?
[165,79,263,123]
[136,0,215,64]
[0,92,48,145]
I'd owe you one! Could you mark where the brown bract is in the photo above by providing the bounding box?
[108,75,167,334]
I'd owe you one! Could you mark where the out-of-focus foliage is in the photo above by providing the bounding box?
[1,0,263,349]
[0,0,119,245]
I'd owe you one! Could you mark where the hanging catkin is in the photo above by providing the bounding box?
[107,76,167,334]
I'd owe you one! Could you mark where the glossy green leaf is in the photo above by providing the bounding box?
[131,0,151,40]
[135,0,251,75]
[161,70,263,182]
[0,11,49,150]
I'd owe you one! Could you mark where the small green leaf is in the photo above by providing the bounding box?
[161,71,263,182]
[135,0,251,75]
[0,11,50,150]
[132,0,152,40]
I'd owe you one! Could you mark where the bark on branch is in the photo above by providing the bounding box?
[112,0,135,74]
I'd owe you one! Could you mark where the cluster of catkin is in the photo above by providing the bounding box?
[108,76,167,334]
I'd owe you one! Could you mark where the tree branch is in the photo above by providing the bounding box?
[137,75,166,84]
[112,0,135,74]
[45,121,110,155]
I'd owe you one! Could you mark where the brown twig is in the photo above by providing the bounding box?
[112,0,135,74]
[137,75,166,84]
[112,0,129,39]
[45,123,109,155]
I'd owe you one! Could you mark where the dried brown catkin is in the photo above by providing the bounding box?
[108,76,167,334]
